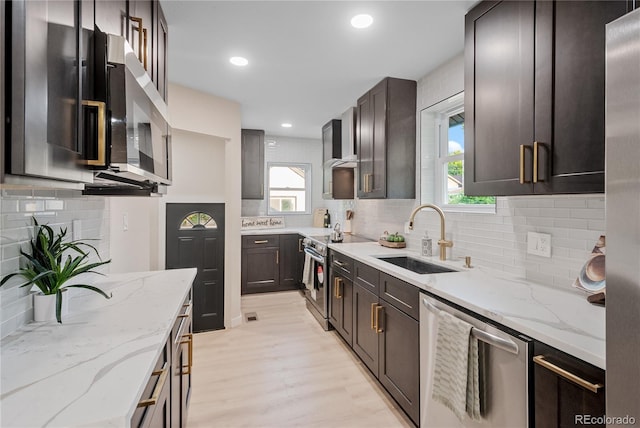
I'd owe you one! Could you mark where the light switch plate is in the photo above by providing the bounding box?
[527,232,551,257]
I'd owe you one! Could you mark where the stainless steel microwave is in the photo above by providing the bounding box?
[84,28,171,193]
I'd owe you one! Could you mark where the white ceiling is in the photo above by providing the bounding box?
[161,1,477,140]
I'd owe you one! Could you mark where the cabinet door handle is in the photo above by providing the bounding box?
[180,333,194,375]
[336,278,342,299]
[375,305,384,333]
[130,16,144,65]
[142,27,148,70]
[81,100,107,166]
[519,144,532,184]
[254,240,269,244]
[533,141,546,183]
[298,238,303,252]
[371,302,377,330]
[276,250,279,264]
[137,363,169,407]
[533,355,603,393]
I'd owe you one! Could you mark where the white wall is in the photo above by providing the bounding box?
[108,83,243,328]
[351,53,605,291]
[241,135,331,228]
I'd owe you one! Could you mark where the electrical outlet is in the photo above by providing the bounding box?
[123,213,129,231]
[527,232,551,257]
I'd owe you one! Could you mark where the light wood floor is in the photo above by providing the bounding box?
[187,291,414,428]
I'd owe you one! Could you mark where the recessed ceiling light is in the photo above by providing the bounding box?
[351,14,373,29]
[229,56,248,66]
[281,123,293,128]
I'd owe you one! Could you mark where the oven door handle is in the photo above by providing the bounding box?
[304,248,325,264]
[422,298,519,355]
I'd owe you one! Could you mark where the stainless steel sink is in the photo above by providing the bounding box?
[376,256,456,274]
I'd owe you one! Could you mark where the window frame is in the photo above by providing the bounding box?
[428,93,496,214]
[266,162,312,215]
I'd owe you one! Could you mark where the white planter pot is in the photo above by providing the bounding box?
[33,291,69,322]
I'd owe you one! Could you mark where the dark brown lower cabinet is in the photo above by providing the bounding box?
[329,251,355,345]
[329,269,354,346]
[345,264,420,426]
[378,300,419,425]
[132,290,192,428]
[534,341,605,428]
[241,234,303,294]
[132,339,171,428]
[353,283,380,377]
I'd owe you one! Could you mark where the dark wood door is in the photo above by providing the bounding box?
[154,3,168,100]
[95,0,127,36]
[356,91,372,197]
[369,79,387,198]
[166,203,225,332]
[128,0,153,74]
[352,283,379,377]
[533,0,627,194]
[329,271,353,346]
[378,300,420,425]
[241,129,265,199]
[279,234,303,290]
[465,0,536,196]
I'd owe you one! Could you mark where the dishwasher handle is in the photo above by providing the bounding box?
[422,297,519,355]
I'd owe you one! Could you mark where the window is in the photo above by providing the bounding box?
[267,163,311,215]
[421,92,495,212]
[180,212,218,229]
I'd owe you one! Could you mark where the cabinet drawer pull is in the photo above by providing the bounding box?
[254,239,269,244]
[519,144,532,184]
[334,260,347,268]
[137,363,169,407]
[533,355,603,393]
[180,333,194,375]
[371,303,377,330]
[81,100,107,166]
[375,305,384,333]
[178,303,192,318]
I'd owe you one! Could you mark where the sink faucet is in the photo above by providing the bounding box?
[407,204,453,261]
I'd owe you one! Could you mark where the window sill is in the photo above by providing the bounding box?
[441,204,496,214]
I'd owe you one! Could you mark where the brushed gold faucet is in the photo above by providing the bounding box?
[408,204,453,261]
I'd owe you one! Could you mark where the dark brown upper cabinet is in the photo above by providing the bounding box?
[356,77,416,199]
[465,0,629,196]
[95,0,127,37]
[241,129,265,200]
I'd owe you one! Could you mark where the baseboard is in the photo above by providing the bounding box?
[229,314,243,328]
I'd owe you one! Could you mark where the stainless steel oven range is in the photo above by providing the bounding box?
[301,234,371,330]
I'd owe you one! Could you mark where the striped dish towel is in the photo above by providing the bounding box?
[431,310,482,422]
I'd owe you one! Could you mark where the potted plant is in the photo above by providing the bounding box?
[0,218,112,323]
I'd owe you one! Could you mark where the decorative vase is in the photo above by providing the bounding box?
[33,291,69,322]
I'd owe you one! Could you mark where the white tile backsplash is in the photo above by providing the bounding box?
[349,195,604,291]
[0,189,109,339]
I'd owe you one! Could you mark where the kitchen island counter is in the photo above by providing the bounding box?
[0,268,196,427]
[329,242,605,369]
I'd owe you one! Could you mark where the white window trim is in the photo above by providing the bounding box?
[431,94,496,214]
[267,162,312,215]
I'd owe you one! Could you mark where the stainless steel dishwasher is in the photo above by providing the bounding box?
[420,293,532,427]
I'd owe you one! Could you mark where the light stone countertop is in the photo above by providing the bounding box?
[328,242,606,369]
[0,268,197,428]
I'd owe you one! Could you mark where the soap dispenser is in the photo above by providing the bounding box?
[422,231,432,257]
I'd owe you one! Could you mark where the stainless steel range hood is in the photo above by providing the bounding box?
[328,107,357,168]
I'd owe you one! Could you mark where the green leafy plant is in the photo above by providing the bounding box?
[0,218,112,323]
